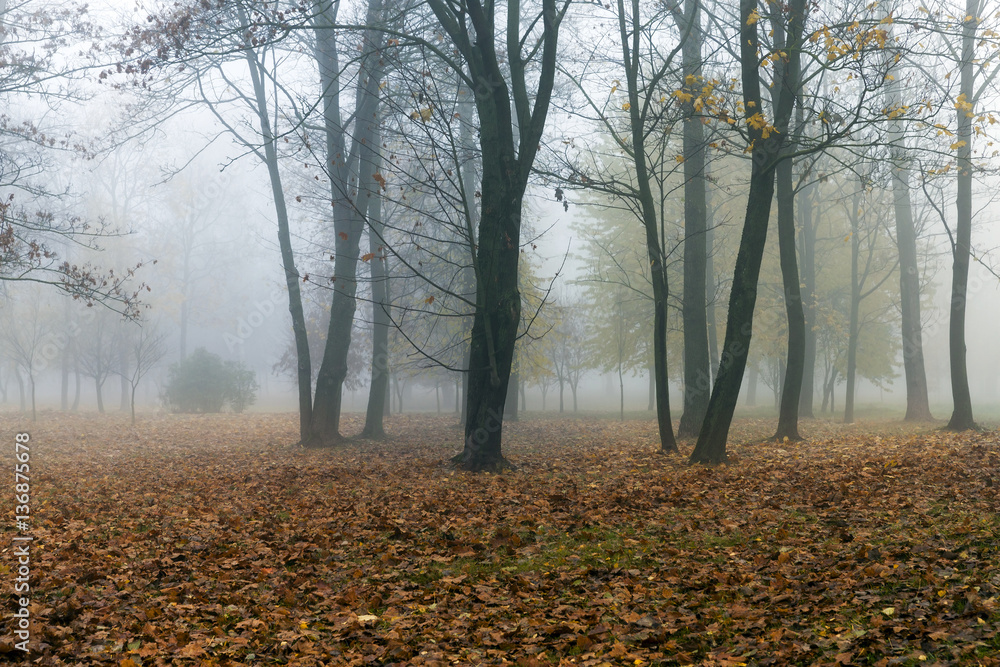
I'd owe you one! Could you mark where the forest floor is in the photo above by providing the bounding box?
[1,411,999,666]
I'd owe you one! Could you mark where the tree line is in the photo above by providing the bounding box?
[1,0,996,469]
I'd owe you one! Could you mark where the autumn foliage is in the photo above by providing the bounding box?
[2,413,999,665]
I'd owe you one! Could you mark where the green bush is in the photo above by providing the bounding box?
[162,348,259,414]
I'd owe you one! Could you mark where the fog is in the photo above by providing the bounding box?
[1,0,998,437]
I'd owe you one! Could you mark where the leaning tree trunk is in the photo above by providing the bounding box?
[675,0,711,438]
[241,6,312,441]
[946,3,978,431]
[690,0,806,464]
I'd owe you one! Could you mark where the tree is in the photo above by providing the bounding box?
[689,0,807,464]
[842,174,899,424]
[304,0,390,447]
[882,9,933,422]
[117,321,168,425]
[0,286,52,421]
[425,0,569,471]
[77,309,123,414]
[670,0,712,439]
[943,0,987,431]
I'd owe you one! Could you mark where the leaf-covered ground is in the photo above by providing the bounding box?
[2,411,1000,666]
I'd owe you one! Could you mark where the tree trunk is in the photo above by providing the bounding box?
[71,366,80,411]
[798,177,817,419]
[60,345,70,411]
[362,120,390,439]
[647,365,655,411]
[617,0,677,452]
[690,0,806,464]
[16,370,25,412]
[427,0,563,471]
[946,3,978,431]
[705,175,720,381]
[844,190,861,425]
[119,345,130,411]
[747,365,758,407]
[675,0,711,438]
[773,149,805,441]
[307,0,386,447]
[880,49,934,423]
[96,377,105,414]
[558,379,565,413]
[241,8,312,442]
[504,368,519,422]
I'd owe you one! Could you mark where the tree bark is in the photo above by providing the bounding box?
[362,111,389,439]
[675,0,711,438]
[690,0,806,464]
[844,188,861,425]
[427,0,564,471]
[705,170,720,381]
[307,0,386,447]
[884,32,933,422]
[946,2,978,431]
[798,177,817,419]
[773,149,805,441]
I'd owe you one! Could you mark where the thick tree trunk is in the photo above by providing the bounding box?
[675,0,710,438]
[884,45,933,422]
[773,153,805,441]
[690,0,805,464]
[307,0,386,447]
[946,4,978,431]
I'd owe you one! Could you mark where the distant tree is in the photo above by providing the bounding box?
[117,321,168,425]
[163,348,258,414]
[0,287,52,421]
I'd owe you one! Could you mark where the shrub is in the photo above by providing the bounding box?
[162,348,258,414]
